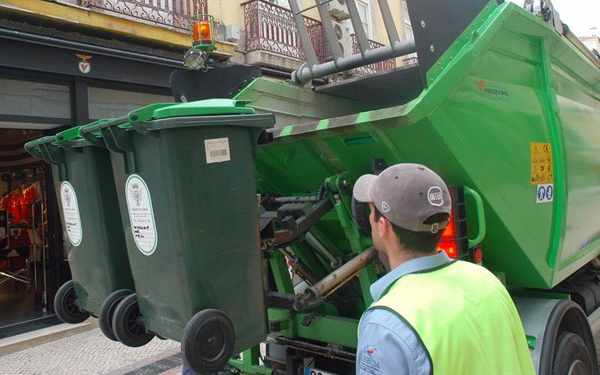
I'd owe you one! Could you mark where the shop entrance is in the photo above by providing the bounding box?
[0,129,64,337]
[0,40,177,336]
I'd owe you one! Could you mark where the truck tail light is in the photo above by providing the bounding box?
[437,187,469,259]
[474,248,483,265]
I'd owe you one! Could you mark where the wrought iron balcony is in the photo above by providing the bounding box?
[242,0,327,63]
[78,0,208,31]
[350,34,396,74]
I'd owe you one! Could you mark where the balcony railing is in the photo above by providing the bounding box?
[243,0,327,63]
[402,56,419,65]
[79,0,208,31]
[350,34,396,75]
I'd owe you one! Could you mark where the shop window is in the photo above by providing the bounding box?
[88,87,174,120]
[0,79,70,119]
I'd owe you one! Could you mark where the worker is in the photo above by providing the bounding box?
[352,163,535,375]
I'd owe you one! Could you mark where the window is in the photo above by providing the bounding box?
[0,78,70,119]
[347,0,372,39]
[88,87,174,119]
[357,1,371,38]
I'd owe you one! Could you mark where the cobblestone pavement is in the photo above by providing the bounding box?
[2,320,600,374]
[0,328,180,375]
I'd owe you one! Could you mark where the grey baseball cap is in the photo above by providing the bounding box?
[353,163,451,233]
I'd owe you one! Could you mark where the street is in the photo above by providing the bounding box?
[0,316,600,375]
[0,323,180,375]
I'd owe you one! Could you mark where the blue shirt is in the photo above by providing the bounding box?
[356,252,451,375]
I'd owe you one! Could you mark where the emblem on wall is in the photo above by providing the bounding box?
[76,54,92,74]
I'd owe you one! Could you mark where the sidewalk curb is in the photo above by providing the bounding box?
[0,318,98,356]
[105,346,182,375]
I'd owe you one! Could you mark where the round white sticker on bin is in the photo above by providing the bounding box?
[60,181,82,246]
[125,174,158,256]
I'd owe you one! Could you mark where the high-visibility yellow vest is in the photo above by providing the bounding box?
[366,260,535,375]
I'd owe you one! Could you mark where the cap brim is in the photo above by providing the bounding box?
[352,174,377,202]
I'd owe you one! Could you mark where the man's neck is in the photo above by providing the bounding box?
[388,248,437,270]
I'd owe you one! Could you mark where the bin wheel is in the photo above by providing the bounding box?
[98,289,133,341]
[551,332,595,375]
[54,280,90,324]
[112,293,154,347]
[182,309,235,375]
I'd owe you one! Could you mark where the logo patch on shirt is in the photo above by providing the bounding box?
[359,345,380,374]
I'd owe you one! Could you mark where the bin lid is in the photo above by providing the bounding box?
[55,126,83,144]
[150,99,254,120]
[75,99,271,137]
[24,135,58,158]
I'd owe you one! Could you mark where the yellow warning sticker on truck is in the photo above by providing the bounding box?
[530,142,553,185]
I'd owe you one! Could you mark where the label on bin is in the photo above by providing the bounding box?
[204,137,231,164]
[125,174,157,256]
[60,181,82,246]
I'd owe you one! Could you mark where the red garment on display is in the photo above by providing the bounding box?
[7,190,21,224]
[0,196,6,210]
[20,185,38,223]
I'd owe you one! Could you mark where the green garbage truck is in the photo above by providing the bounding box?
[170,0,600,373]
[27,0,600,374]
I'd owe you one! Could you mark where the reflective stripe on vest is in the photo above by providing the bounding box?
[365,260,535,375]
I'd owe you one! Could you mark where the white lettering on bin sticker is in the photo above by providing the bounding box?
[536,184,554,203]
[125,174,158,255]
[205,137,231,164]
[60,181,82,246]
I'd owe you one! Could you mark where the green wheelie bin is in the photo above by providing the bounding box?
[80,99,275,373]
[24,126,137,343]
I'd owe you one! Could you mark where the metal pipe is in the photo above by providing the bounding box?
[294,247,377,310]
[377,0,401,45]
[292,39,416,83]
[317,2,345,64]
[288,0,319,68]
[279,248,320,286]
[562,23,600,71]
[305,232,342,268]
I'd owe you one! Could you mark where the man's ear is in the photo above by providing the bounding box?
[377,215,392,238]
